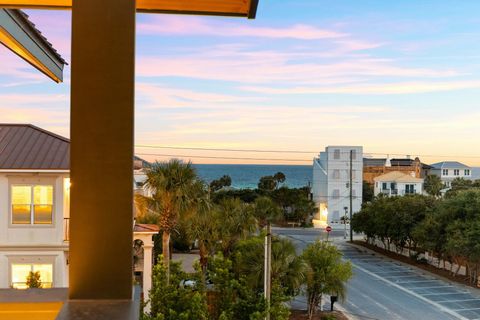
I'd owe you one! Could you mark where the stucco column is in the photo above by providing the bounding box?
[69,0,136,299]
[143,243,153,311]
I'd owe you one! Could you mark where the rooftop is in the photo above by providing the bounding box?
[374,171,423,183]
[0,123,69,170]
[430,161,470,169]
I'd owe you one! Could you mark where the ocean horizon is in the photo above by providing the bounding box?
[193,164,480,190]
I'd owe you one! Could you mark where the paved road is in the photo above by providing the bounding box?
[274,228,480,320]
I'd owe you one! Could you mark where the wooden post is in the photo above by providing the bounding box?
[69,0,135,299]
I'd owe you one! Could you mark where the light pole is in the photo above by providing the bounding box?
[343,206,348,239]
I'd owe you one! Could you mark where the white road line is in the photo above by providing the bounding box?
[422,292,470,296]
[374,271,414,274]
[352,263,469,320]
[395,280,439,284]
[384,275,426,278]
[452,307,480,311]
[407,285,454,289]
[437,299,480,303]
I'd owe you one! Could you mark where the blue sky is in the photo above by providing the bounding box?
[2,0,480,165]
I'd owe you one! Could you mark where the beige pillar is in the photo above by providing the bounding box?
[69,0,136,299]
[143,243,153,311]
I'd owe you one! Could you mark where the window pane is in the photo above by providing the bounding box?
[33,264,53,288]
[12,205,31,224]
[12,186,31,204]
[34,186,53,205]
[11,264,31,289]
[34,205,53,224]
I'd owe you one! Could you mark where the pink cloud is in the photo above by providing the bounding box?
[240,80,480,95]
[137,15,347,40]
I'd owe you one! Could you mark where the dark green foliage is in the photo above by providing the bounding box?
[351,194,435,251]
[208,254,267,320]
[232,235,305,297]
[362,181,374,203]
[445,178,480,198]
[273,172,286,185]
[424,175,443,197]
[172,221,193,253]
[145,256,208,320]
[258,176,277,192]
[210,175,232,193]
[212,189,259,204]
[353,190,480,285]
[271,186,316,224]
[302,241,352,320]
[253,196,282,227]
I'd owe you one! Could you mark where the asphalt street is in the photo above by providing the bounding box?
[274,227,480,320]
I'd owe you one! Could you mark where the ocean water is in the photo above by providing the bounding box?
[473,167,480,180]
[192,164,480,190]
[193,164,312,189]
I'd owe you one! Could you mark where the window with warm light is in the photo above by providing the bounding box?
[11,263,53,289]
[11,185,53,224]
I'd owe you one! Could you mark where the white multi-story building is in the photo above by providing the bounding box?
[312,146,363,226]
[0,124,156,302]
[430,161,472,188]
[373,171,423,197]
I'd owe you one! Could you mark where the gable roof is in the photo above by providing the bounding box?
[430,161,470,170]
[374,171,423,183]
[0,124,69,170]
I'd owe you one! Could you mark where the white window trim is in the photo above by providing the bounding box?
[9,182,55,228]
[7,255,56,289]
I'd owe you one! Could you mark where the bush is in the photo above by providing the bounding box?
[145,256,208,320]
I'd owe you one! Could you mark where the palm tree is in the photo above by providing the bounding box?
[234,236,305,294]
[253,196,282,319]
[188,197,218,280]
[135,159,202,282]
[217,198,257,256]
[302,241,353,319]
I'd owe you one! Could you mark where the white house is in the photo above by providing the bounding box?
[312,146,363,226]
[0,124,70,289]
[430,161,472,188]
[374,171,423,197]
[0,124,156,302]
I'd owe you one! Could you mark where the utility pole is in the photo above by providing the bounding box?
[264,223,272,320]
[349,149,353,242]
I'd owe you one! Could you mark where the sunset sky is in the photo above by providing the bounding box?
[2,0,480,165]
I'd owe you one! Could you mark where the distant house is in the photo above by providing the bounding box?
[0,124,155,301]
[312,146,363,226]
[430,161,472,188]
[363,156,431,184]
[374,171,424,197]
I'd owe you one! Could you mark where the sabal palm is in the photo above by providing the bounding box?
[135,159,201,281]
[188,197,218,277]
[217,198,257,256]
[234,236,305,294]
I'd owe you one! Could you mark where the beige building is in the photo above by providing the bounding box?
[373,171,424,197]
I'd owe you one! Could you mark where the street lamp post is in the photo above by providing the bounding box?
[343,206,348,239]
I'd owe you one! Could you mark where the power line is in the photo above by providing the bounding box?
[135,153,310,162]
[135,144,315,154]
[134,144,480,159]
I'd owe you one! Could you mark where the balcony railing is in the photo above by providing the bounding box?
[63,217,69,242]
